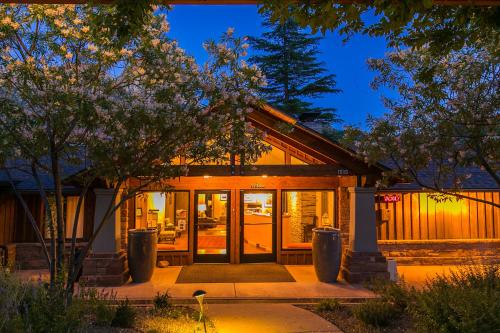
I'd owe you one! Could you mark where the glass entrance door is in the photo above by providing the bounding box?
[240,191,276,263]
[194,191,230,263]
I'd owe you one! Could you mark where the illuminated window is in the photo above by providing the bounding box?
[135,191,189,251]
[254,144,285,165]
[65,196,84,239]
[281,191,335,250]
[290,156,308,165]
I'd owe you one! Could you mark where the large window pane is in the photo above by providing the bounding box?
[65,196,84,239]
[135,191,189,251]
[281,191,334,250]
[254,144,285,165]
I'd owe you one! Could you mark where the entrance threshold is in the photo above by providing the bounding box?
[175,264,294,283]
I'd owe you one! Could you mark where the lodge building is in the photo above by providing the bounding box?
[0,105,498,285]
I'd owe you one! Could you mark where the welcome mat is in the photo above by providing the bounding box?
[175,264,296,283]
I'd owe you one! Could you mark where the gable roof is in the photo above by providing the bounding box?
[248,104,387,175]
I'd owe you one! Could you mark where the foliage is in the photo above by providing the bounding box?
[111,299,137,328]
[260,1,499,58]
[412,265,500,333]
[344,40,499,205]
[316,298,341,312]
[153,291,171,313]
[0,267,29,332]
[353,298,401,328]
[0,3,268,298]
[368,278,413,313]
[249,12,340,121]
[0,267,117,332]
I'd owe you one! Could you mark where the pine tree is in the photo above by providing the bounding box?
[249,14,341,122]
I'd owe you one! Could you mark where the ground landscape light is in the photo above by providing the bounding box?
[192,290,207,333]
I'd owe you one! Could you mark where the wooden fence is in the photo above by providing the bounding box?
[376,191,500,241]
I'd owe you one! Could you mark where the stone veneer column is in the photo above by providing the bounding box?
[80,189,129,286]
[340,187,389,283]
[338,187,350,250]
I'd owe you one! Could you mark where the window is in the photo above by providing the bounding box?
[290,156,308,165]
[135,191,189,251]
[65,196,84,239]
[281,190,335,250]
[254,144,285,165]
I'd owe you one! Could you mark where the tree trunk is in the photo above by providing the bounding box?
[50,144,65,278]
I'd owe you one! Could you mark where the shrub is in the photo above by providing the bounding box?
[153,291,171,312]
[369,278,413,312]
[353,299,400,328]
[412,264,500,333]
[77,287,116,327]
[316,298,341,312]
[0,266,29,332]
[112,299,136,328]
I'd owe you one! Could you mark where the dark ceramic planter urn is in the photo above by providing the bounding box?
[312,227,342,283]
[127,228,158,283]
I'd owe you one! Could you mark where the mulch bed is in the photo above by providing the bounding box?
[297,304,415,333]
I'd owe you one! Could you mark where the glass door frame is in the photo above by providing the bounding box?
[239,190,277,263]
[193,190,231,263]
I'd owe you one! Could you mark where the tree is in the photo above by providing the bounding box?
[248,13,340,122]
[0,4,268,303]
[344,40,499,207]
[260,1,499,58]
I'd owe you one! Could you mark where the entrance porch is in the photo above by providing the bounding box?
[95,265,375,302]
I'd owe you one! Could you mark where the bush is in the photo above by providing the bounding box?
[353,299,401,328]
[0,267,122,332]
[412,264,500,333]
[112,299,136,328]
[153,291,171,312]
[0,266,29,332]
[369,278,413,312]
[316,298,341,312]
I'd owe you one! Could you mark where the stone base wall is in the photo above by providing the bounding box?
[7,242,87,270]
[341,250,389,283]
[80,250,129,286]
[379,239,500,265]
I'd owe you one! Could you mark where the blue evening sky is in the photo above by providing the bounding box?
[167,5,391,129]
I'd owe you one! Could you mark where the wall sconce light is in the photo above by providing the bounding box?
[261,174,268,178]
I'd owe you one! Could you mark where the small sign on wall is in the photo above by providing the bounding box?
[376,194,401,203]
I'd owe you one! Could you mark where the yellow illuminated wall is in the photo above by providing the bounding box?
[376,191,500,240]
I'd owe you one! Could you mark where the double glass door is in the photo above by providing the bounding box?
[240,191,276,263]
[194,191,230,263]
[193,190,276,263]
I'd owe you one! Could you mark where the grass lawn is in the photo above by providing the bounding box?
[298,303,414,333]
[85,305,217,333]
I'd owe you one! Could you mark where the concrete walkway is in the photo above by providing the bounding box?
[205,303,341,333]
[106,265,374,302]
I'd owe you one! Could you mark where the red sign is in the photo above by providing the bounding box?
[377,194,401,203]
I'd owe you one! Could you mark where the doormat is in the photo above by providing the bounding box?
[175,264,296,283]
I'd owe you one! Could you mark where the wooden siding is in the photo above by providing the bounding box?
[376,191,500,241]
[15,195,45,243]
[0,194,16,246]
